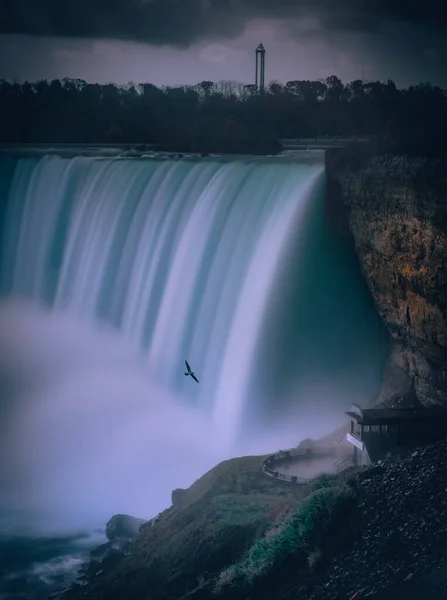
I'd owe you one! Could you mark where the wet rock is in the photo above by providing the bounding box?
[101,548,125,571]
[89,541,112,559]
[356,464,386,482]
[80,559,101,581]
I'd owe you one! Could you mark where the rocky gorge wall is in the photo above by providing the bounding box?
[325,147,447,407]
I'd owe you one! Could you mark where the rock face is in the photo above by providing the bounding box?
[326,150,447,407]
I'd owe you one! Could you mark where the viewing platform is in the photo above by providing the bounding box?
[345,403,447,466]
[261,445,354,484]
[263,402,447,484]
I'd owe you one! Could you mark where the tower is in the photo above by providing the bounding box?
[255,43,266,93]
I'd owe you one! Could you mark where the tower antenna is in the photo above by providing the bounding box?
[255,43,266,93]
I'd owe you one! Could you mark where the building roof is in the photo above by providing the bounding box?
[346,405,447,425]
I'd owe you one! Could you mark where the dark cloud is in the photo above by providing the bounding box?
[0,0,446,46]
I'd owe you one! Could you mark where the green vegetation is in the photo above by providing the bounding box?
[214,479,358,595]
[65,454,361,600]
[79,456,308,599]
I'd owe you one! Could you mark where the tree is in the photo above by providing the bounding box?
[199,80,214,97]
[0,75,445,154]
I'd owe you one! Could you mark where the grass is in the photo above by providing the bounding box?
[65,453,360,600]
[77,455,308,599]
[214,479,358,594]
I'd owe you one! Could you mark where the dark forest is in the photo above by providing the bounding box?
[1,76,446,154]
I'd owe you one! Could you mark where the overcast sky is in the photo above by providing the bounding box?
[0,0,446,87]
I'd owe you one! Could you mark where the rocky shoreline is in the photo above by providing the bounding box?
[48,515,147,600]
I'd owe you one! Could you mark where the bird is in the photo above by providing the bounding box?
[184,360,199,383]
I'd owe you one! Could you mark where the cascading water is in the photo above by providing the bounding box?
[0,154,326,442]
[0,152,388,533]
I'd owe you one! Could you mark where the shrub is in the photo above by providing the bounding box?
[214,563,248,594]
[312,473,336,490]
[246,521,304,575]
[294,484,357,550]
[213,482,357,594]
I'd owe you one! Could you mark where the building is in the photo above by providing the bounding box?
[345,403,447,466]
[255,43,266,93]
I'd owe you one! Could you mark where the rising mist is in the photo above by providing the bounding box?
[0,299,230,532]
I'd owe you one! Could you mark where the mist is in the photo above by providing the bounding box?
[0,299,229,533]
[1,298,347,535]
[0,295,373,535]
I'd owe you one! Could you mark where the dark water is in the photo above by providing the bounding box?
[0,523,106,600]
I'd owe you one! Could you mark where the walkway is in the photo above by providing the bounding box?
[262,446,355,484]
[275,455,338,480]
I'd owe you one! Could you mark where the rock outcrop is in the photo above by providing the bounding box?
[105,514,147,542]
[326,149,447,407]
[69,513,149,591]
[171,488,187,506]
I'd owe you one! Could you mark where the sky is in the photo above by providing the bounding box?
[0,1,446,88]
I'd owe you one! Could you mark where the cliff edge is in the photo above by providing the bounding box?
[326,148,447,407]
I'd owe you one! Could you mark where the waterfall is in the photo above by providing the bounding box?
[0,152,390,526]
[0,154,328,445]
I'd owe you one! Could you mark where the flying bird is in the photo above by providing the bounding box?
[184,360,199,383]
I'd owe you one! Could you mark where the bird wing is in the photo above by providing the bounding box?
[185,360,191,373]
[191,373,200,383]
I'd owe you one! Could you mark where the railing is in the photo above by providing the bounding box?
[261,446,336,484]
[261,463,312,484]
[273,447,336,459]
[333,453,355,474]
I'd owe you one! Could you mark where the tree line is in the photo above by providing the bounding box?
[0,76,446,154]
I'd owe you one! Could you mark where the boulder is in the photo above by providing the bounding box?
[105,514,147,542]
[171,488,187,506]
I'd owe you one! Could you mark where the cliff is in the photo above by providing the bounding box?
[326,148,447,407]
